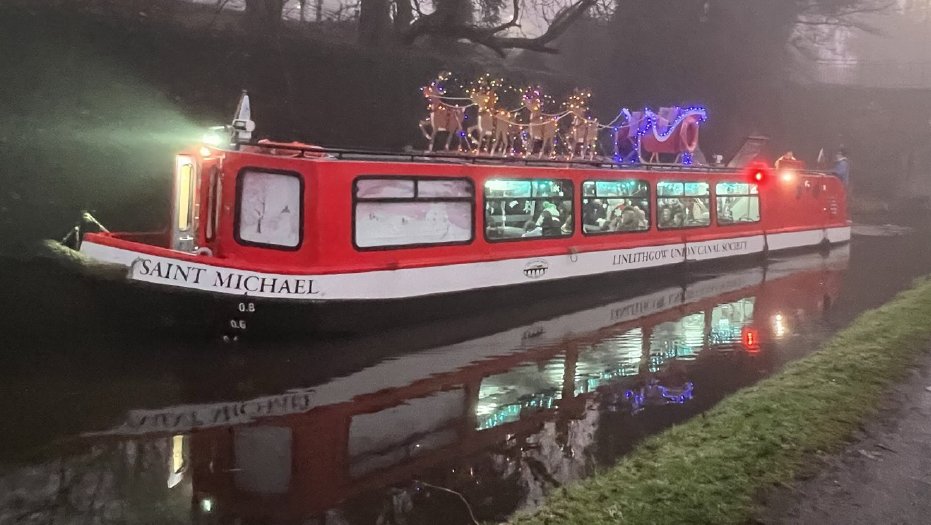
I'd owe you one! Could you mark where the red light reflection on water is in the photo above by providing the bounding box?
[741,326,761,353]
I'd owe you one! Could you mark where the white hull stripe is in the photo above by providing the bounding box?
[79,227,849,301]
[767,229,824,251]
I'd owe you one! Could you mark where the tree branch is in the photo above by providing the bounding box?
[485,0,522,34]
[400,0,595,56]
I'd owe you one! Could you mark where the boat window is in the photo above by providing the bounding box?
[176,159,195,232]
[355,179,415,199]
[354,177,474,249]
[716,182,760,225]
[581,179,650,235]
[485,179,574,241]
[417,179,473,198]
[657,181,711,229]
[236,170,303,249]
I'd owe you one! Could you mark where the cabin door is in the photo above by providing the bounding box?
[202,166,223,254]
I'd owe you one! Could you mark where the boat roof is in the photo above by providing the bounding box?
[228,142,832,177]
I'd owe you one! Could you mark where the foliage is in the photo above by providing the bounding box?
[510,275,931,524]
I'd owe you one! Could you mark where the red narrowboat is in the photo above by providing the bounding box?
[70,94,850,336]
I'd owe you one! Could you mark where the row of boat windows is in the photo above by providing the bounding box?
[233,172,760,250]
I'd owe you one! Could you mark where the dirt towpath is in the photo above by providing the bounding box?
[759,354,931,524]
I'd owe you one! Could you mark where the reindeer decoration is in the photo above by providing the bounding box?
[522,87,561,158]
[419,73,468,151]
[467,78,518,156]
[564,89,600,160]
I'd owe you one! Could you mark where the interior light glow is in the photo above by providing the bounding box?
[200,498,214,513]
[485,179,522,192]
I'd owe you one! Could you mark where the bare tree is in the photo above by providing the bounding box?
[358,0,598,56]
[244,0,287,28]
[298,0,308,21]
[359,0,393,44]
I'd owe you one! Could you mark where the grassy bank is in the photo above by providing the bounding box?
[511,276,931,525]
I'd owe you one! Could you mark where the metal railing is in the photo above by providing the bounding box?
[241,142,835,177]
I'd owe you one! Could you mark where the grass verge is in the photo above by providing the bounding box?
[511,276,931,525]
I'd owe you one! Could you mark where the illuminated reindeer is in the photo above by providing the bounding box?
[564,89,600,160]
[522,88,561,158]
[419,75,467,152]
[467,86,516,155]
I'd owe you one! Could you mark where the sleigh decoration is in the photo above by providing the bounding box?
[638,106,708,164]
[612,109,656,163]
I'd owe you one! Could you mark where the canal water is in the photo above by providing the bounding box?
[1,231,930,524]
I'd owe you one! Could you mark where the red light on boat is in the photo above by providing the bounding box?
[746,162,769,185]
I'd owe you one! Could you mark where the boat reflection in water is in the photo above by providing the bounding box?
[5,247,847,524]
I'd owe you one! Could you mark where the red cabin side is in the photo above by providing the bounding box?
[190,150,848,275]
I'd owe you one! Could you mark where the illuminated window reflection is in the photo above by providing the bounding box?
[167,434,187,489]
[649,312,705,369]
[574,328,644,395]
[475,357,565,430]
[710,298,756,346]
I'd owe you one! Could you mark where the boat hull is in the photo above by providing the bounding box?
[21,226,851,340]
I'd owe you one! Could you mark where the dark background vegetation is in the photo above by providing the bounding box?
[1,0,930,253]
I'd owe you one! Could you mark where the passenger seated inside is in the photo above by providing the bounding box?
[658,205,677,228]
[686,197,710,224]
[523,201,563,237]
[486,199,534,238]
[561,214,574,235]
[607,202,648,232]
[621,206,648,231]
[659,198,709,228]
[673,211,685,227]
[584,199,649,233]
[718,206,734,224]
[583,198,608,231]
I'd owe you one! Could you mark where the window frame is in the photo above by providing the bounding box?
[351,175,476,251]
[655,180,713,231]
[580,179,651,236]
[205,167,222,242]
[482,177,575,243]
[714,181,762,227]
[234,167,305,252]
